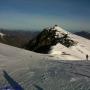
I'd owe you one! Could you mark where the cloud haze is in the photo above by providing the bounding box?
[0,0,90,31]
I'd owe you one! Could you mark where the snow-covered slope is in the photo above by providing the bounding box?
[49,25,90,60]
[1,43,90,90]
[0,32,5,39]
[26,25,90,60]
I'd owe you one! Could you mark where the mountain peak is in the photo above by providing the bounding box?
[26,25,77,53]
[46,25,68,34]
[53,25,68,33]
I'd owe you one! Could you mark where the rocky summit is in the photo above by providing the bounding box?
[26,25,77,53]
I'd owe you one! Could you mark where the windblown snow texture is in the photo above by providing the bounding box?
[0,43,90,90]
[0,25,90,89]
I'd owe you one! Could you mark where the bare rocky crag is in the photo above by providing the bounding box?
[26,25,77,53]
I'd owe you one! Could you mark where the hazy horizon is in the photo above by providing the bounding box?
[0,0,90,32]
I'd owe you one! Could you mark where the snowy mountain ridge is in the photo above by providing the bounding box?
[48,25,90,60]
[26,25,76,53]
[26,25,90,60]
[45,25,69,38]
[0,26,90,89]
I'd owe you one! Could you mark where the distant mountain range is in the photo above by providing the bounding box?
[0,28,90,51]
[75,31,90,40]
[0,29,40,48]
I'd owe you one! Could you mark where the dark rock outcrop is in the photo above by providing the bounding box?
[26,26,77,53]
[75,31,90,40]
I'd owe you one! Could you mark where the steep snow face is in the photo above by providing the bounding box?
[49,25,90,60]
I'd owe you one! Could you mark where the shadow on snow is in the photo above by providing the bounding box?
[3,70,24,90]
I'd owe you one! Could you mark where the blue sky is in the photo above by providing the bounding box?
[0,0,90,32]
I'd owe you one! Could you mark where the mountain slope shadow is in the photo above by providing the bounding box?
[3,70,24,90]
[34,84,43,90]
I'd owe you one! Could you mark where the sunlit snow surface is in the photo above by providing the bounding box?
[0,26,90,90]
[49,26,90,60]
[0,43,90,90]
